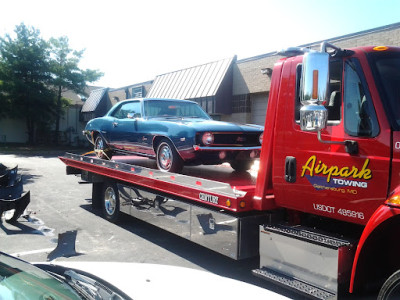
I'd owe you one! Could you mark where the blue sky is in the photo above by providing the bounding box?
[1,0,399,88]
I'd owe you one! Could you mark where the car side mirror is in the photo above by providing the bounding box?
[127,113,141,119]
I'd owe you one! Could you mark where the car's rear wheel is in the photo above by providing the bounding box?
[94,135,112,160]
[156,139,183,173]
[230,160,253,172]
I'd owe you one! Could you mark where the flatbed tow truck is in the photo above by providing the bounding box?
[61,42,400,299]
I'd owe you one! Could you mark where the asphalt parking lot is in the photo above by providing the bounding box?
[0,150,299,298]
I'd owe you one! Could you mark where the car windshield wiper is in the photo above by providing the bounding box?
[63,270,124,300]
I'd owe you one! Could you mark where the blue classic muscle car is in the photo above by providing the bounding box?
[83,98,263,173]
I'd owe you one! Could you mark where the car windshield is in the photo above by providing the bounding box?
[368,51,400,130]
[0,253,81,300]
[144,100,211,119]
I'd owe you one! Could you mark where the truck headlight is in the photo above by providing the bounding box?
[202,132,214,145]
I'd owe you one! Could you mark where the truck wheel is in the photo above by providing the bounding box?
[230,160,253,172]
[156,139,183,173]
[378,270,400,299]
[94,136,112,160]
[102,183,120,223]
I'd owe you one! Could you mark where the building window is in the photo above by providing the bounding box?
[233,94,251,113]
[132,86,145,98]
[193,97,215,115]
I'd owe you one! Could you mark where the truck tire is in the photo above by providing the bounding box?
[102,182,120,223]
[230,160,253,172]
[378,270,400,299]
[156,139,183,173]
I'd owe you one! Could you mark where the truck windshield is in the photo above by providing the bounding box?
[368,51,400,130]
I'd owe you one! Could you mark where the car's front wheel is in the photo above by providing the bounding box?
[156,139,183,173]
[94,135,112,160]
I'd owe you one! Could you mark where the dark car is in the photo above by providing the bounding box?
[83,98,263,173]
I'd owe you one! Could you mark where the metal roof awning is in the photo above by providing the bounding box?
[147,57,235,115]
[81,88,109,113]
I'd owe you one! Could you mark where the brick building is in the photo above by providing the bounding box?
[231,22,400,125]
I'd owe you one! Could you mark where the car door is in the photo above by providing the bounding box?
[272,56,391,225]
[107,101,142,152]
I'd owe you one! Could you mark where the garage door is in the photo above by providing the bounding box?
[251,93,268,125]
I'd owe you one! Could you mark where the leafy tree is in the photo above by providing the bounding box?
[0,23,55,144]
[49,36,103,144]
[0,24,103,145]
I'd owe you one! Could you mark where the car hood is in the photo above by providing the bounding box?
[156,118,263,132]
[51,262,289,300]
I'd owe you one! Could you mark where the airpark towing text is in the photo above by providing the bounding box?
[301,155,372,191]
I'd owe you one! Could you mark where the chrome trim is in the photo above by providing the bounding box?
[193,146,261,151]
[117,183,269,259]
[83,130,94,145]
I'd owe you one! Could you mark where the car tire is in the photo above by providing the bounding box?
[156,139,183,173]
[102,182,120,223]
[378,270,400,299]
[94,135,112,160]
[230,160,253,172]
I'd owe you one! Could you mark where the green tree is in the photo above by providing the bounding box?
[49,36,103,145]
[0,23,55,144]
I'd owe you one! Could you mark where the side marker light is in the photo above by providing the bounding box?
[387,195,400,206]
[373,46,389,51]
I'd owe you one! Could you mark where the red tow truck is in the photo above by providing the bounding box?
[61,42,400,299]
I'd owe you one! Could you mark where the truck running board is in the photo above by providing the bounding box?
[255,224,356,299]
[253,267,335,299]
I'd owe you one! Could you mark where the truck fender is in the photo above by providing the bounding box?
[350,203,400,293]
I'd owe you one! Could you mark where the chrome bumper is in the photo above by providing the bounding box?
[82,130,94,145]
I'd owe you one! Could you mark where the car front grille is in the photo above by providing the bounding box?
[197,132,261,147]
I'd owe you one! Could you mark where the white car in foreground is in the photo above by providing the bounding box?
[0,252,289,300]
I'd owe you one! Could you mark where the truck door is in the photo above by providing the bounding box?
[273,56,391,225]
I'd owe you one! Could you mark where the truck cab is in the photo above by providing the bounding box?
[255,43,400,298]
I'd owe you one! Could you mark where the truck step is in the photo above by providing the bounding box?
[263,224,351,249]
[258,224,356,298]
[253,267,336,300]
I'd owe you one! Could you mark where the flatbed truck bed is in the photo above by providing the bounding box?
[60,153,270,260]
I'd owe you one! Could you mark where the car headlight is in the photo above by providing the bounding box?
[259,132,264,145]
[202,132,214,145]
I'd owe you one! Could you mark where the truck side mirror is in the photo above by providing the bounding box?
[300,105,327,131]
[300,52,329,132]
